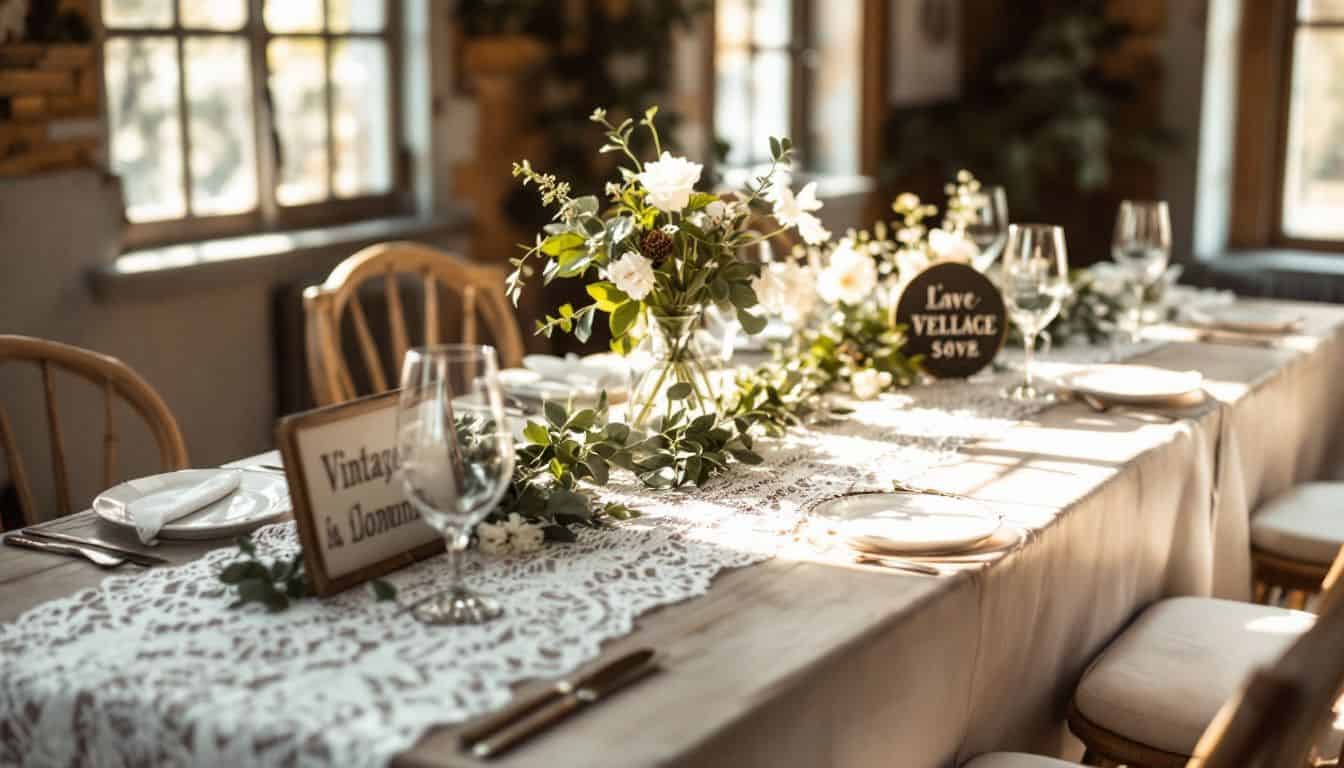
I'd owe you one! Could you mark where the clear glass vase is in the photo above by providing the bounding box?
[626,308,721,428]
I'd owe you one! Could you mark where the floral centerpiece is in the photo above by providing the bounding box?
[745,171,989,401]
[508,107,824,427]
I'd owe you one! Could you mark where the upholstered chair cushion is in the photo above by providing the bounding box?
[1073,596,1313,756]
[1251,482,1344,565]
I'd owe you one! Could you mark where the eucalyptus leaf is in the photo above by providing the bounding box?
[609,300,640,338]
[666,382,692,400]
[542,232,585,256]
[736,308,768,335]
[544,401,567,429]
[523,422,551,446]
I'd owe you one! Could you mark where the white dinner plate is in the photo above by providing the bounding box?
[95,469,290,540]
[1063,365,1203,405]
[1184,305,1304,334]
[812,493,1002,555]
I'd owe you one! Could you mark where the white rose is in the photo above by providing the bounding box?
[818,241,878,305]
[606,251,656,301]
[636,152,703,213]
[851,368,892,400]
[927,228,979,265]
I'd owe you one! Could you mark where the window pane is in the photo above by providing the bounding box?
[332,40,392,197]
[102,0,173,28]
[265,0,323,32]
[1281,29,1344,239]
[751,50,791,161]
[105,36,186,222]
[1300,0,1344,21]
[184,37,257,215]
[180,0,246,29]
[329,0,385,32]
[269,38,329,205]
[717,0,752,49]
[810,0,861,175]
[753,0,792,47]
[714,47,753,166]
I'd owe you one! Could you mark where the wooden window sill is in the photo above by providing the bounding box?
[89,207,473,304]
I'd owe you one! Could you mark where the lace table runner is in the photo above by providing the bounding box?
[0,340,1158,768]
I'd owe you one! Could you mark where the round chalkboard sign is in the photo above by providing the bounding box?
[892,261,1007,379]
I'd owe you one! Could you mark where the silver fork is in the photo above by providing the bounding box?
[5,534,126,568]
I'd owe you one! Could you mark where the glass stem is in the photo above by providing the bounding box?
[1023,331,1037,391]
[444,529,468,595]
[1131,283,1145,341]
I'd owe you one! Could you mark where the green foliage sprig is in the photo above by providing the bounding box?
[491,392,640,542]
[218,534,396,612]
[800,304,923,395]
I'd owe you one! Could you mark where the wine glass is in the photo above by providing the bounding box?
[1001,224,1069,401]
[1111,200,1172,341]
[397,344,515,625]
[962,185,1010,273]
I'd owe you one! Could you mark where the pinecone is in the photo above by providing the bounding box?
[640,229,675,265]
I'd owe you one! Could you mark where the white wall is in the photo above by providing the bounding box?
[0,170,276,517]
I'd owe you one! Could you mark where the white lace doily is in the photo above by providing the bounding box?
[0,340,1156,768]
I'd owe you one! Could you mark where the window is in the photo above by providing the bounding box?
[712,0,861,175]
[102,0,401,246]
[1280,0,1344,240]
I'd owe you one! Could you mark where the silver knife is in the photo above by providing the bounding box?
[459,649,654,752]
[21,529,169,566]
[470,652,660,759]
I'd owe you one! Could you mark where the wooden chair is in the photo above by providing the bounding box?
[964,550,1344,768]
[1249,483,1344,608]
[302,241,526,406]
[0,335,189,527]
[1064,544,1344,768]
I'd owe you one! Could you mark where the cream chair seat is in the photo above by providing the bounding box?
[1250,483,1344,606]
[1069,596,1312,761]
[1252,482,1344,564]
[969,550,1344,768]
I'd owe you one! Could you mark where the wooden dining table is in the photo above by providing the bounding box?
[4,298,1343,768]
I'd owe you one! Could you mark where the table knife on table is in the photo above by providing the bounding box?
[465,649,660,759]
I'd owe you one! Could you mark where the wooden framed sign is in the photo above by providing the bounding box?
[892,261,1007,378]
[275,390,442,596]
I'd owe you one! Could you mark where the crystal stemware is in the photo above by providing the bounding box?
[963,185,1009,273]
[1111,200,1172,341]
[1001,224,1069,401]
[397,344,514,625]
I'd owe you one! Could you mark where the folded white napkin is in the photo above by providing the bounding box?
[131,470,242,544]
